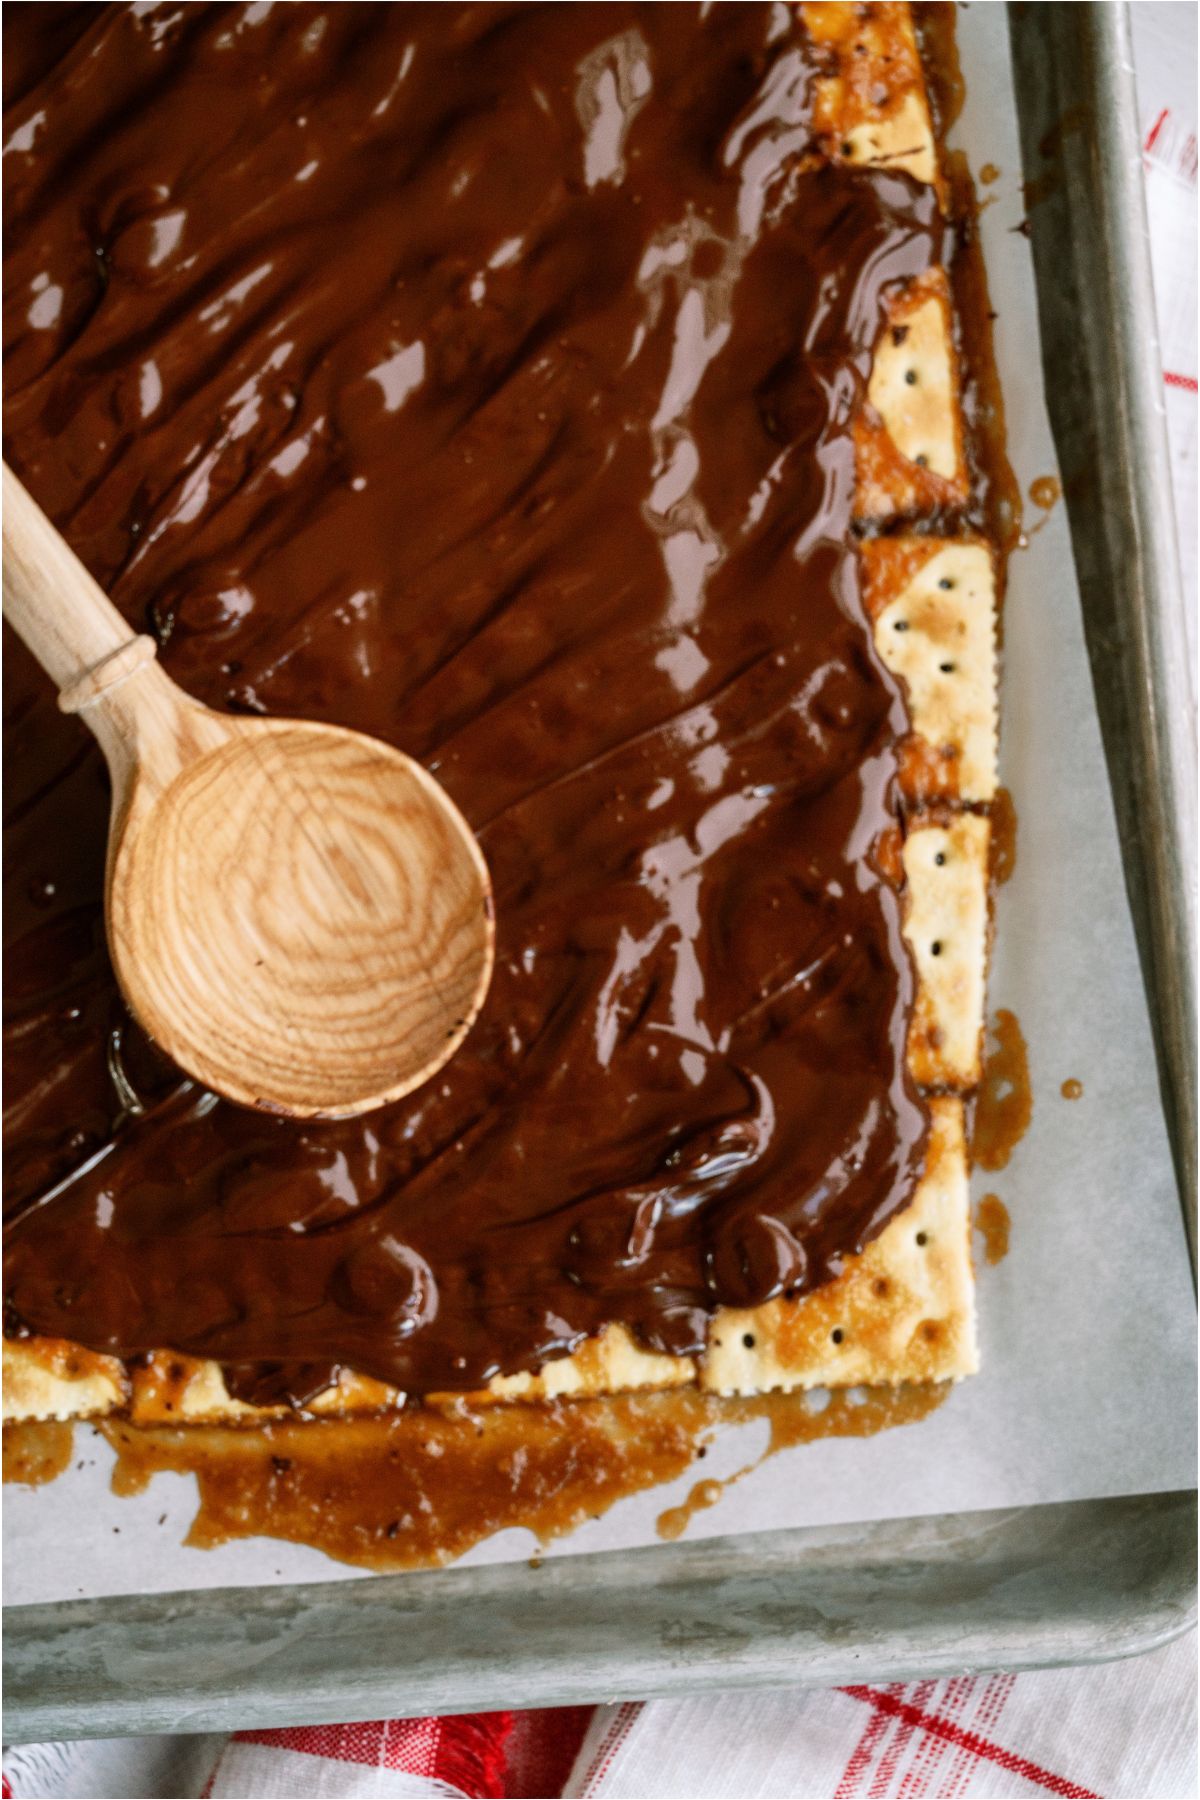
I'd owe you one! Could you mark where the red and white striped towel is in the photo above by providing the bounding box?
[565,1632,1197,1800]
[4,8,1194,1799]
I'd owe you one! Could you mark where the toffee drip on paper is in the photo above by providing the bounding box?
[973,1193,1010,1266]
[989,787,1018,887]
[971,1009,1032,1173]
[5,1385,949,1567]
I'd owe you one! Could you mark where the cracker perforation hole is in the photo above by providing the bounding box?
[831,1327,845,1344]
[915,1230,929,1246]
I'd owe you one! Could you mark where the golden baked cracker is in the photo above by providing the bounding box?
[869,539,999,805]
[868,294,960,480]
[1,1342,401,1427]
[839,90,938,190]
[131,1356,274,1424]
[855,274,969,520]
[802,2,939,191]
[485,1325,695,1402]
[2,1336,127,1423]
[904,813,990,1090]
[701,1097,976,1394]
[808,11,961,523]
[121,1353,399,1426]
[119,1326,695,1425]
[63,1317,694,1425]
[110,1328,690,1426]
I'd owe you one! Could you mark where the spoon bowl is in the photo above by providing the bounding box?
[3,466,494,1118]
[106,698,494,1117]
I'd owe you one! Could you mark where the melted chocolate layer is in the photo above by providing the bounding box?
[4,2,942,1402]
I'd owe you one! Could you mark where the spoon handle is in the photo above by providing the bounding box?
[2,464,157,710]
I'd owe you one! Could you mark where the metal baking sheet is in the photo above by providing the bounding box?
[4,2,1195,1741]
[1010,0,1197,1249]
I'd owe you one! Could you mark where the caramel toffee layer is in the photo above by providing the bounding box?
[4,3,947,1405]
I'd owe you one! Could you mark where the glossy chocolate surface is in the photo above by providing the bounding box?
[4,3,943,1402]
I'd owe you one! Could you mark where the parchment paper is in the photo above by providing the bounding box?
[6,3,1195,1609]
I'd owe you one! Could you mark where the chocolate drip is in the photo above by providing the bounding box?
[4,3,941,1402]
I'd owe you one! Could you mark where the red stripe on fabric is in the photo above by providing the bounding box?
[834,1695,895,1798]
[1165,371,1198,392]
[430,1711,512,1799]
[576,1703,643,1796]
[505,1706,596,1799]
[943,1674,1017,1799]
[939,1678,982,1795]
[389,1718,441,1774]
[869,1681,937,1797]
[842,1687,1100,1800]
[906,1676,979,1797]
[3,1777,13,1798]
[234,1717,440,1774]
[920,1676,985,1800]
[881,1678,953,1798]
[1145,107,1169,153]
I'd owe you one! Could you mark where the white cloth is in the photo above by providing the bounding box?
[565,1631,1198,1800]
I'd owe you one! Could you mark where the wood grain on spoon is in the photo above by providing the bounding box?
[1,465,494,1117]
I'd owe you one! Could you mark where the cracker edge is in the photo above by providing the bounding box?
[874,540,999,806]
[2,1338,127,1423]
[904,812,991,1090]
[856,280,969,518]
[701,1096,977,1394]
[803,1,939,191]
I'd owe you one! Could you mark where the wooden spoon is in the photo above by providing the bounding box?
[2,466,494,1118]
